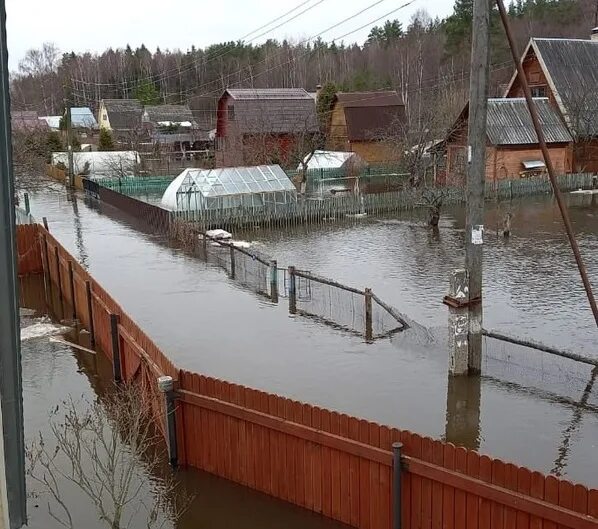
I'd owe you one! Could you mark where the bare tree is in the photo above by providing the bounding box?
[27,381,191,529]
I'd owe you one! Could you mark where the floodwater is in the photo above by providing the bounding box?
[25,184,598,488]
[20,275,350,529]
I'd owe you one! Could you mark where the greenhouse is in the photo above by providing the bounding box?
[161,165,298,212]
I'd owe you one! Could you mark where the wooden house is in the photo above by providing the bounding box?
[503,34,598,172]
[327,91,406,163]
[215,88,318,167]
[443,98,572,185]
[97,99,144,145]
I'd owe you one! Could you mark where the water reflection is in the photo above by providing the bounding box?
[445,374,481,450]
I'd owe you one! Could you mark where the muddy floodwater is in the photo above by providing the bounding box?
[25,185,598,488]
[20,275,350,529]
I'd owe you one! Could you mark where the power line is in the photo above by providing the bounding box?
[72,0,329,89]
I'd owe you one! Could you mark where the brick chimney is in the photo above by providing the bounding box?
[592,27,598,41]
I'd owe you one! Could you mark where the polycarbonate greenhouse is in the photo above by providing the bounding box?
[161,165,298,212]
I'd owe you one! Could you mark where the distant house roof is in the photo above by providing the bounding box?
[221,88,318,134]
[39,116,61,129]
[143,105,198,127]
[70,107,98,129]
[449,98,572,146]
[504,38,598,137]
[334,91,406,141]
[11,111,49,131]
[298,150,366,171]
[102,99,143,131]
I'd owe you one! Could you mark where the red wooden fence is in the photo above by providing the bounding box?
[17,224,598,529]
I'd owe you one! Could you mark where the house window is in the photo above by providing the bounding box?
[531,85,547,98]
[228,105,235,120]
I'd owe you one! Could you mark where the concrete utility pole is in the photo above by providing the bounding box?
[64,99,74,187]
[464,0,491,374]
[0,0,26,526]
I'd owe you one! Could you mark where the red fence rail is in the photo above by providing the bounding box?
[16,223,598,529]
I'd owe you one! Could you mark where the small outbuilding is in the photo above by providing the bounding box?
[298,150,367,172]
[161,165,297,211]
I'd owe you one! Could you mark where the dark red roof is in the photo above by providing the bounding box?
[335,91,406,141]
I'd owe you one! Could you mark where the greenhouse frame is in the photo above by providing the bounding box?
[161,165,298,212]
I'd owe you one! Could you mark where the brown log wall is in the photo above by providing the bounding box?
[16,224,598,529]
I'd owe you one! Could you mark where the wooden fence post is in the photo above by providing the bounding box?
[288,266,297,314]
[68,261,76,320]
[85,280,95,347]
[42,234,50,287]
[158,376,178,468]
[393,442,403,529]
[54,246,62,299]
[110,314,122,382]
[229,244,235,279]
[24,193,30,215]
[365,287,373,342]
[42,217,49,231]
[270,259,278,303]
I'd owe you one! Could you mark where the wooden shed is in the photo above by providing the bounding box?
[444,98,573,185]
[327,91,406,163]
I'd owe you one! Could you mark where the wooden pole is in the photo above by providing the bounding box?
[23,192,29,215]
[365,287,373,342]
[495,0,598,328]
[85,280,95,347]
[465,0,491,374]
[42,216,49,231]
[288,266,297,315]
[229,244,236,279]
[270,259,278,303]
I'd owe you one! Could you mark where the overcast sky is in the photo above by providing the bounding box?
[6,0,453,70]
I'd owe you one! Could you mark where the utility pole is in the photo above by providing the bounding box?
[64,98,74,187]
[0,0,26,526]
[465,0,491,374]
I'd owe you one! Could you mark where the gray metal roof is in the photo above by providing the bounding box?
[143,104,197,126]
[223,88,318,134]
[227,88,313,100]
[103,99,143,130]
[486,98,572,145]
[532,38,598,137]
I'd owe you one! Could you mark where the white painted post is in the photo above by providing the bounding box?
[448,269,470,376]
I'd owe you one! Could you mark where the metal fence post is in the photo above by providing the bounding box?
[270,259,278,303]
[24,192,30,215]
[288,266,297,314]
[85,280,95,347]
[229,244,235,279]
[68,260,76,320]
[109,314,122,382]
[365,287,373,342]
[393,442,403,529]
[158,376,178,469]
[42,216,49,231]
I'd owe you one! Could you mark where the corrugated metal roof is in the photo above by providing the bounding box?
[103,99,143,130]
[532,38,598,137]
[143,104,197,126]
[336,91,403,108]
[227,88,313,100]
[486,98,571,145]
[223,89,318,134]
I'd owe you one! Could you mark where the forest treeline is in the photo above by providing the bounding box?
[11,0,596,138]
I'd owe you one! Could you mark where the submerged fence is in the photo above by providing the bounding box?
[16,223,598,529]
[201,233,408,340]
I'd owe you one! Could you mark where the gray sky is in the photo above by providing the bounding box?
[6,0,453,70]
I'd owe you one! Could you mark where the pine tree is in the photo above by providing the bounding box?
[98,128,114,151]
